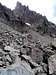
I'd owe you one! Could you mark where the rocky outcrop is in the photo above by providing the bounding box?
[14,2,56,35]
[14,2,44,24]
[0,3,30,33]
[0,2,56,35]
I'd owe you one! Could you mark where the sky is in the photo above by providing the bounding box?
[0,0,56,24]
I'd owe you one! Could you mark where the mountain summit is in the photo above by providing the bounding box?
[14,2,56,35]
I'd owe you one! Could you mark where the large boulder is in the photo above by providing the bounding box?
[0,62,34,75]
[48,54,56,74]
[50,38,56,54]
[31,47,43,64]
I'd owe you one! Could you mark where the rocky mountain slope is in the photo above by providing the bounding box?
[0,1,56,75]
[14,2,56,35]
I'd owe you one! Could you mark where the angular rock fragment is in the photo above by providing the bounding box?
[22,55,32,61]
[0,61,3,67]
[6,55,12,64]
[52,38,56,47]
[4,46,16,52]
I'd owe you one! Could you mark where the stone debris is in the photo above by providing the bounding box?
[0,30,55,75]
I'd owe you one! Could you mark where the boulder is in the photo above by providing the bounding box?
[4,46,16,52]
[43,46,55,57]
[31,47,43,64]
[0,61,3,67]
[48,54,56,74]
[6,55,12,63]
[22,55,32,61]
[0,62,34,75]
[33,64,44,75]
[52,38,56,47]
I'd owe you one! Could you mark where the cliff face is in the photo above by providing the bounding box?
[14,2,56,35]
[13,2,44,24]
[0,2,56,35]
[0,3,15,22]
[0,3,30,33]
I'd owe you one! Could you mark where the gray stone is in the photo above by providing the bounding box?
[52,38,56,47]
[0,62,34,75]
[0,61,3,66]
[4,46,16,52]
[6,55,12,63]
[38,73,47,75]
[22,55,32,60]
[31,47,43,64]
[33,65,44,75]
[48,54,56,74]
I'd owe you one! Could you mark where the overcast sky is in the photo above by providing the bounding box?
[0,0,56,24]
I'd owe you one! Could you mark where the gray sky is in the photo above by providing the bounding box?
[0,0,56,24]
